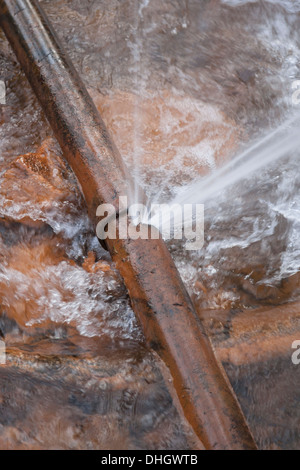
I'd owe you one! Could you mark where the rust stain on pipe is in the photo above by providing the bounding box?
[0,0,257,449]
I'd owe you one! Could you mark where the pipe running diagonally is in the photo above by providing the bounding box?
[0,0,257,449]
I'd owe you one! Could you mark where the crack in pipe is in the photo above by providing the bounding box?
[0,0,257,449]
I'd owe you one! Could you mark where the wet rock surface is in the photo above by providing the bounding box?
[0,0,300,450]
[199,301,300,449]
[92,88,239,199]
[0,344,197,450]
[0,140,198,449]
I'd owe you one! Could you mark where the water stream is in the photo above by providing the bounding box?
[0,0,300,450]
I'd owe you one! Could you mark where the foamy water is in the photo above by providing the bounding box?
[221,0,300,13]
[1,0,300,449]
[1,0,300,329]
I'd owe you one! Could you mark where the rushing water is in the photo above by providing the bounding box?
[146,111,300,283]
[0,0,300,449]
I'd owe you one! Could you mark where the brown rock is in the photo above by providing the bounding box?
[0,137,83,228]
[92,89,240,178]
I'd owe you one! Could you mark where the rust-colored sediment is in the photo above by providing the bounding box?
[0,0,256,449]
[200,302,300,367]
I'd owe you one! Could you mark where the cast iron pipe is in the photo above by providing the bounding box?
[0,0,257,449]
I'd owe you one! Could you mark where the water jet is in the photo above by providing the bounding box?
[0,0,257,449]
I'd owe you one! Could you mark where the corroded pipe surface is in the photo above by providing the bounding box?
[0,0,257,449]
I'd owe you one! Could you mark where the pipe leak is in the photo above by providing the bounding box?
[0,0,257,449]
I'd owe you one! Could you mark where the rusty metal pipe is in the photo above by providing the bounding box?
[0,0,257,449]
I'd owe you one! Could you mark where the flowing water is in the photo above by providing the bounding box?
[0,0,300,449]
